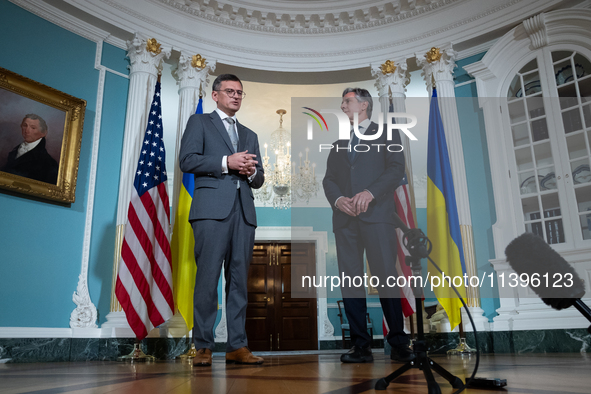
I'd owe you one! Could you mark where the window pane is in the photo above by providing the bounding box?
[539,167,557,191]
[545,218,565,244]
[542,192,561,214]
[583,103,591,127]
[574,185,591,213]
[534,142,553,167]
[579,214,591,240]
[520,58,538,74]
[522,196,540,221]
[519,171,538,194]
[523,70,542,96]
[563,108,583,133]
[566,133,587,160]
[542,193,564,244]
[579,76,591,103]
[555,59,574,86]
[531,118,549,141]
[552,51,573,63]
[526,222,544,238]
[573,53,591,80]
[572,160,590,185]
[557,83,578,109]
[515,147,533,170]
[527,96,545,117]
[509,100,526,124]
[508,74,522,99]
[512,123,530,147]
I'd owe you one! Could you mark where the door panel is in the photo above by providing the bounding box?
[245,242,317,351]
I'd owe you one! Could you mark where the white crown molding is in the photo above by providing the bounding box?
[152,0,462,35]
[10,0,568,71]
[456,38,497,60]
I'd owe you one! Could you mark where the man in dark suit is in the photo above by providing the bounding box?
[323,88,413,363]
[179,74,265,366]
[2,114,58,184]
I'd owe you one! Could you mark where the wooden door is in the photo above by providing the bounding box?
[246,242,317,351]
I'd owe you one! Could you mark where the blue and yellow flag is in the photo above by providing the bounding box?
[426,88,467,331]
[171,98,202,331]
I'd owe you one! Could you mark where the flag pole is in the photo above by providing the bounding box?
[119,71,164,363]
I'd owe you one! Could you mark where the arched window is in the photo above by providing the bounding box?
[505,50,591,248]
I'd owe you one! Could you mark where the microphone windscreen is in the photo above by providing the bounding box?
[505,232,585,308]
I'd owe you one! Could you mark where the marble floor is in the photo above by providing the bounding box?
[0,351,590,393]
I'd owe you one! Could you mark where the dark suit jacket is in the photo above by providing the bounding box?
[2,137,59,184]
[179,111,264,227]
[322,122,405,230]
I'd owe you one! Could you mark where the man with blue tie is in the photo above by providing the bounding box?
[179,74,265,366]
[323,88,413,363]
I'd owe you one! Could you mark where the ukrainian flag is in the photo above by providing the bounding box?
[171,98,202,331]
[426,88,467,331]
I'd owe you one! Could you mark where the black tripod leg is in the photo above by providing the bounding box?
[421,360,442,394]
[375,362,413,390]
[429,358,465,389]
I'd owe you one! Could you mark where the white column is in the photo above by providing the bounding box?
[102,34,171,336]
[371,59,430,334]
[158,53,218,337]
[170,53,217,226]
[416,46,489,332]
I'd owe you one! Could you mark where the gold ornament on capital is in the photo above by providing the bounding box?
[192,54,207,70]
[426,47,442,63]
[380,60,396,75]
[146,38,162,54]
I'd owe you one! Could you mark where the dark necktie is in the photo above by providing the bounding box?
[348,127,361,162]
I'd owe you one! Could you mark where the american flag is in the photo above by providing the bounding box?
[115,81,174,340]
[383,173,417,336]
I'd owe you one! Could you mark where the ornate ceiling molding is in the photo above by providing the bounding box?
[153,0,461,35]
[9,0,577,72]
[99,0,522,59]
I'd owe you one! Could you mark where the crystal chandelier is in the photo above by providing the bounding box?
[254,109,319,209]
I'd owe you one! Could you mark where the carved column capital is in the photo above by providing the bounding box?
[172,52,217,92]
[126,34,171,76]
[416,46,458,91]
[370,59,410,98]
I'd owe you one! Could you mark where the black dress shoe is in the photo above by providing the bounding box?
[341,346,373,363]
[390,344,416,362]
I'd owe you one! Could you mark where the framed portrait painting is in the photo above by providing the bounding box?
[0,67,86,203]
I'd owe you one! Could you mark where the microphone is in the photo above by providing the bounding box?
[505,232,587,311]
[392,210,411,234]
[392,211,431,259]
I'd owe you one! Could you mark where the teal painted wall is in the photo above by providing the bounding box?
[0,2,129,327]
[89,68,129,325]
[455,53,500,321]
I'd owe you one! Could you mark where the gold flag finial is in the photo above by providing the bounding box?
[146,38,162,55]
[191,54,207,70]
[426,47,442,63]
[380,60,396,75]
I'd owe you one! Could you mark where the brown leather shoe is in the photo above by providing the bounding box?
[192,348,212,366]
[225,347,264,365]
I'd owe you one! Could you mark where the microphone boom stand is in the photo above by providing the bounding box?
[375,228,464,393]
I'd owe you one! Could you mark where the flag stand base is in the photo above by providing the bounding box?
[178,343,197,360]
[118,342,156,363]
[447,337,476,355]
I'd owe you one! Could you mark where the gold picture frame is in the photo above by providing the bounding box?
[0,67,86,203]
